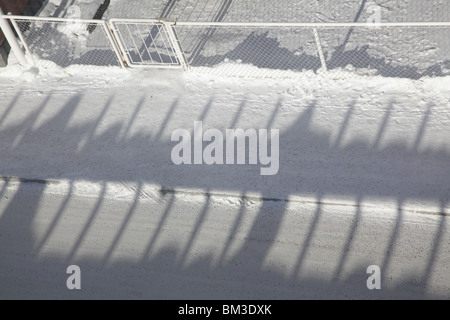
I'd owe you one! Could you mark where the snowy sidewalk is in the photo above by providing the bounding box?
[1,65,449,212]
[0,64,450,299]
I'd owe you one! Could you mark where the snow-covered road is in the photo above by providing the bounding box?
[1,67,449,207]
[0,65,449,298]
[0,178,448,299]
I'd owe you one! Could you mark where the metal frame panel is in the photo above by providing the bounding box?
[109,18,186,69]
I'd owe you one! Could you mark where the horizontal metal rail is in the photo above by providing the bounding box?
[174,21,450,27]
[108,18,170,24]
[6,16,450,28]
[3,15,108,24]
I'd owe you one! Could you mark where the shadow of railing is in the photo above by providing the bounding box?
[0,84,448,298]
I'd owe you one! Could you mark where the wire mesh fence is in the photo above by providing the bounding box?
[175,23,450,79]
[2,14,450,80]
[318,26,450,79]
[8,17,122,69]
[175,24,322,78]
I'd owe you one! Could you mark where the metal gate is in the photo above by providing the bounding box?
[109,19,187,69]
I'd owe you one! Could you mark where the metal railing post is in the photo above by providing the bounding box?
[8,13,35,66]
[163,21,188,70]
[313,27,327,72]
[103,20,126,68]
[0,8,29,66]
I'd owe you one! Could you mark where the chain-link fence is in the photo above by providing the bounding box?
[6,16,122,69]
[2,14,450,79]
[175,23,450,79]
[319,25,450,79]
[175,24,322,78]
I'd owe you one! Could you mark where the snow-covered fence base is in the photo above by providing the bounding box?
[3,16,123,69]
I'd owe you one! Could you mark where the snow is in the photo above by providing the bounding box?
[1,57,449,213]
[38,0,105,19]
[0,179,448,299]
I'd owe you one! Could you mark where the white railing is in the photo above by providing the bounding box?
[1,12,450,79]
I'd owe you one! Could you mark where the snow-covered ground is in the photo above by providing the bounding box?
[0,178,448,299]
[0,59,449,298]
[0,0,449,299]
[1,62,449,210]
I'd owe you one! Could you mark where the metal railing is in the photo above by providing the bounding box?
[1,11,450,79]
